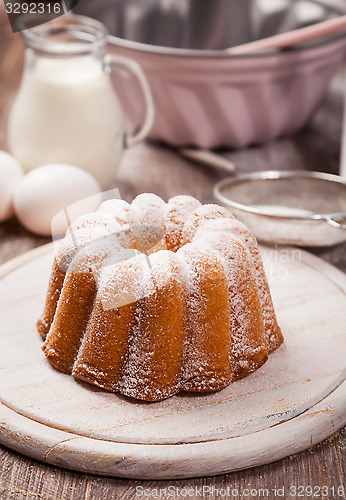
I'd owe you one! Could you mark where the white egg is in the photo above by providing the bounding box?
[14,164,102,236]
[0,151,24,223]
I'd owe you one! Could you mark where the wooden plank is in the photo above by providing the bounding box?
[0,244,345,479]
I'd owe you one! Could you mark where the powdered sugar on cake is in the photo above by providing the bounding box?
[39,193,283,402]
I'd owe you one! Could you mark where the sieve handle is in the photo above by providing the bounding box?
[322,214,346,230]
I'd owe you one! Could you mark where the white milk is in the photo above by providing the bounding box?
[8,53,124,188]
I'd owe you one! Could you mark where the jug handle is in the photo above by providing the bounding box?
[104,53,155,148]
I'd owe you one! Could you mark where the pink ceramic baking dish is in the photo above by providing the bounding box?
[107,37,346,149]
[74,0,346,148]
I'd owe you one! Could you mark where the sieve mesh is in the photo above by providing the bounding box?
[214,172,346,247]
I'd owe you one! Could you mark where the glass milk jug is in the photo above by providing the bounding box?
[8,15,154,188]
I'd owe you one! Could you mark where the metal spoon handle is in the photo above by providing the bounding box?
[179,148,236,173]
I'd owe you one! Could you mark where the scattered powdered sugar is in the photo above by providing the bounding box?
[192,216,281,348]
[148,250,173,284]
[68,230,136,275]
[67,212,123,236]
[128,194,167,253]
[131,193,166,228]
[98,252,155,311]
[97,199,131,226]
[181,204,234,244]
[56,227,109,272]
[176,244,232,390]
[48,192,281,400]
[165,195,202,250]
[115,250,185,400]
[190,231,268,375]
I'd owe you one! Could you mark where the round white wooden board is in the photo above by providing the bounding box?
[0,244,345,479]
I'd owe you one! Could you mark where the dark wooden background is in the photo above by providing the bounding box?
[0,6,345,499]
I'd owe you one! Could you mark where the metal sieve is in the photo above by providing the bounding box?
[213,171,346,247]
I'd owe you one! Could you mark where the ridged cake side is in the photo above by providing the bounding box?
[39,193,283,401]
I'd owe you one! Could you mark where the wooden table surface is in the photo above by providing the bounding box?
[0,10,345,500]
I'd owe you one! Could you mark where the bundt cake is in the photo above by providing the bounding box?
[38,193,283,401]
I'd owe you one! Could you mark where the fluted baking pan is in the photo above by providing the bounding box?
[74,0,346,148]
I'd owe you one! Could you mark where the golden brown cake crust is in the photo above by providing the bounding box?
[37,258,66,340]
[72,299,137,391]
[180,249,232,393]
[42,272,97,373]
[39,194,283,401]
